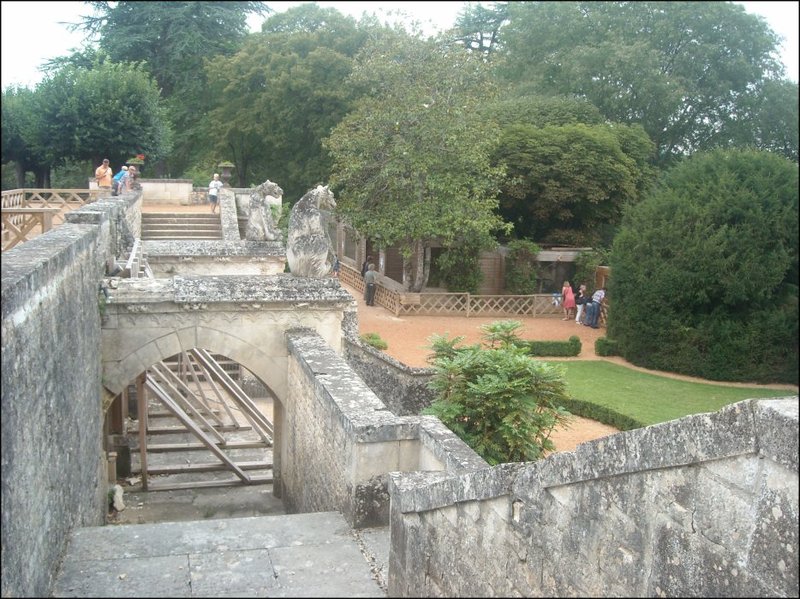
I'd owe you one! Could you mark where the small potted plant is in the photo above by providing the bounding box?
[217,161,235,187]
[127,154,146,175]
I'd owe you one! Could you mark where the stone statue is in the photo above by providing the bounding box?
[286,185,337,277]
[246,179,283,241]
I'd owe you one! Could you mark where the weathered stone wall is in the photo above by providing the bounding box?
[1,212,127,596]
[388,398,799,597]
[282,329,487,528]
[343,337,434,415]
[139,178,194,205]
[143,239,285,277]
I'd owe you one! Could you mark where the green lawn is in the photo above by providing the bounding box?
[544,360,795,428]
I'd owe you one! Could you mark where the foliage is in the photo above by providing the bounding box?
[423,321,572,465]
[449,1,510,58]
[504,239,541,294]
[573,248,610,290]
[1,86,48,186]
[498,1,787,164]
[516,336,582,357]
[205,4,369,196]
[360,332,388,351]
[326,32,510,292]
[609,149,799,383]
[552,397,643,431]
[494,122,655,245]
[594,337,620,357]
[435,239,492,294]
[32,61,172,168]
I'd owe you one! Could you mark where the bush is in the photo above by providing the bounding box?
[505,239,541,294]
[516,335,581,357]
[435,243,484,294]
[553,397,644,431]
[609,149,798,384]
[423,321,571,465]
[595,337,620,357]
[360,332,388,351]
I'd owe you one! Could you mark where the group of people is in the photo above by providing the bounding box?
[561,281,606,329]
[94,159,138,195]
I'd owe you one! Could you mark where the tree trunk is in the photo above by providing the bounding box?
[407,239,429,292]
[15,162,26,188]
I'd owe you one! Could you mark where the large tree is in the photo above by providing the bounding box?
[609,149,799,383]
[32,61,172,171]
[498,1,785,164]
[73,1,268,175]
[325,32,509,291]
[204,4,369,197]
[1,87,48,187]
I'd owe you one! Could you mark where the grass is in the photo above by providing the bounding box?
[544,360,794,427]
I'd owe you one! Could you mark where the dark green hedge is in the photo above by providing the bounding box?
[516,335,581,357]
[555,397,644,431]
[595,337,621,357]
[609,149,798,384]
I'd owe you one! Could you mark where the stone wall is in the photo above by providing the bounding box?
[388,398,799,597]
[139,179,194,205]
[343,337,434,415]
[282,329,487,528]
[0,197,140,595]
[143,239,286,277]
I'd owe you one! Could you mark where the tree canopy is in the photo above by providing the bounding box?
[498,1,788,164]
[325,32,509,291]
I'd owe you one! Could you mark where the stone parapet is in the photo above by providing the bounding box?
[283,329,487,528]
[388,397,800,597]
[143,239,286,276]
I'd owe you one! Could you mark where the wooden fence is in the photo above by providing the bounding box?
[1,188,102,250]
[339,262,606,321]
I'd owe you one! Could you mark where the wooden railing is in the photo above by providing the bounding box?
[1,188,103,249]
[339,262,607,323]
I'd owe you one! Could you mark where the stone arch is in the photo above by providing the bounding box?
[102,324,288,403]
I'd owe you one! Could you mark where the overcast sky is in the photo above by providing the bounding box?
[1,1,797,90]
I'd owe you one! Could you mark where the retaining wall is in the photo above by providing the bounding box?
[388,398,799,597]
[1,193,140,596]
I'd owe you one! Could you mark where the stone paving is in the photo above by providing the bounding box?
[53,511,389,598]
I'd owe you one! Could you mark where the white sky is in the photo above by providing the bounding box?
[1,0,798,90]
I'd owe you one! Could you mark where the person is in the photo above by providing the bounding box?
[561,281,576,320]
[331,255,340,277]
[208,173,223,214]
[361,255,373,279]
[111,165,128,195]
[364,263,378,306]
[95,158,113,190]
[584,287,606,329]
[574,284,588,324]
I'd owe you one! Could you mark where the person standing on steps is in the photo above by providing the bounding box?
[208,173,223,213]
[364,263,378,306]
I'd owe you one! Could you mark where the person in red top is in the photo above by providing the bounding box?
[95,159,113,189]
[561,281,576,320]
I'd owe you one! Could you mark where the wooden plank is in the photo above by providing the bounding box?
[183,350,239,426]
[136,461,273,475]
[144,475,273,492]
[136,373,148,490]
[135,440,270,453]
[139,424,252,435]
[152,361,225,428]
[145,377,250,482]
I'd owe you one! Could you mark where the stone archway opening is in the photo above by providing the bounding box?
[106,348,280,493]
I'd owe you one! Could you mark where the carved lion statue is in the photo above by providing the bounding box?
[246,179,283,241]
[286,185,337,278]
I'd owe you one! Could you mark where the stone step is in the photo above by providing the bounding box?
[52,512,387,598]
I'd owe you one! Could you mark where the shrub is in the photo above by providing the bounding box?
[423,321,571,465]
[595,337,620,357]
[553,397,644,431]
[435,243,484,294]
[360,332,388,351]
[609,149,798,384]
[516,335,581,357]
[505,239,541,294]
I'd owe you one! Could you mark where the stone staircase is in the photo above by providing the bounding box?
[141,212,222,240]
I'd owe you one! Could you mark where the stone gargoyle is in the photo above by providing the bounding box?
[246,179,283,241]
[286,185,337,278]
